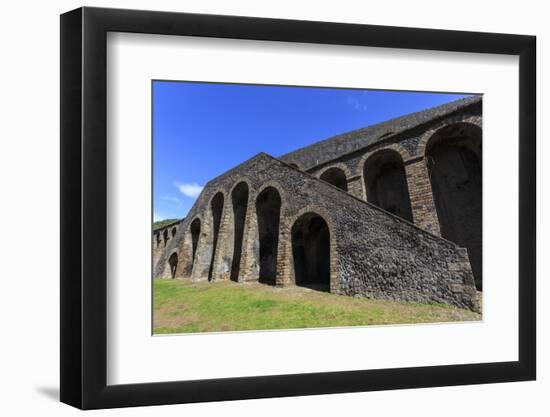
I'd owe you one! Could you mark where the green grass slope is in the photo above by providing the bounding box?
[153,279,480,334]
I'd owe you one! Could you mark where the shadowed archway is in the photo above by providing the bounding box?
[291,212,330,292]
[208,192,224,281]
[363,150,413,221]
[190,218,201,271]
[320,167,348,191]
[231,182,249,282]
[256,187,281,285]
[426,123,482,290]
[168,253,178,279]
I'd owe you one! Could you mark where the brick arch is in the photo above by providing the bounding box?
[415,116,482,158]
[320,169,347,191]
[189,214,202,226]
[183,216,202,278]
[160,248,180,278]
[360,147,413,221]
[207,189,231,281]
[282,205,339,293]
[357,144,411,175]
[316,162,352,179]
[254,180,288,213]
[206,187,228,208]
[187,212,208,280]
[228,176,253,196]
[167,250,179,278]
[188,188,229,281]
[253,182,286,285]
[421,120,483,290]
[355,143,411,185]
[228,179,252,282]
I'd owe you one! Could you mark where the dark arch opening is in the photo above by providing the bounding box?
[163,229,169,246]
[190,218,201,269]
[155,232,160,248]
[364,150,413,221]
[208,193,224,281]
[168,253,178,279]
[426,123,482,290]
[292,213,330,291]
[171,227,177,237]
[256,187,281,285]
[231,182,249,282]
[320,167,348,191]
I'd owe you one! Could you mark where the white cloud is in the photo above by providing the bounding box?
[346,96,368,112]
[174,181,204,198]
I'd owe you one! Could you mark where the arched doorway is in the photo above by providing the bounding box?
[320,167,348,191]
[190,218,201,270]
[363,149,413,221]
[256,187,281,285]
[291,212,330,291]
[168,253,178,279]
[426,123,482,290]
[231,182,249,282]
[208,192,224,281]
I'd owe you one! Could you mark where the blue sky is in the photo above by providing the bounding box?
[153,81,469,221]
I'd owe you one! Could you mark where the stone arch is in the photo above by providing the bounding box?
[208,192,225,281]
[357,144,411,177]
[318,163,351,191]
[291,212,331,291]
[168,252,178,279]
[190,190,229,281]
[255,186,282,285]
[284,206,339,293]
[363,149,413,221]
[190,217,201,271]
[425,122,482,290]
[163,229,169,246]
[171,226,177,237]
[230,181,250,282]
[416,115,482,158]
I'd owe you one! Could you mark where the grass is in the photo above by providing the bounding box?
[153,279,481,334]
[153,219,180,230]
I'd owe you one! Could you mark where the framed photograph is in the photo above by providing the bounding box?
[60,6,536,409]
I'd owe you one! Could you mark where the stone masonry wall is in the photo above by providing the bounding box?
[305,102,482,236]
[154,153,479,312]
[152,220,182,270]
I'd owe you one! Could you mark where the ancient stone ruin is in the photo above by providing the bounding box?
[153,96,482,312]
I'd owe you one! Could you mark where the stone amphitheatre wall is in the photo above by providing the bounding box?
[154,153,479,312]
[293,101,483,289]
[152,220,183,266]
[300,100,482,236]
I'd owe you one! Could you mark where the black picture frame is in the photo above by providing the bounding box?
[60,6,536,410]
